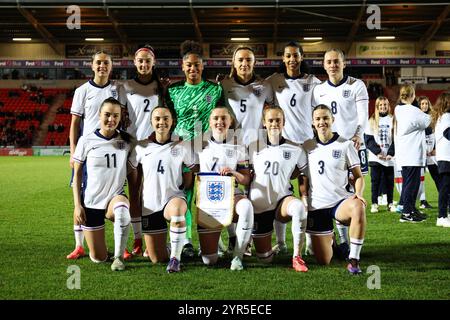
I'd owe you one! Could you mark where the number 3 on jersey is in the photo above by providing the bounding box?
[157,159,165,174]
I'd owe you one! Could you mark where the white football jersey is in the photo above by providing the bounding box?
[394,104,430,167]
[71,79,120,136]
[312,75,369,140]
[267,72,321,143]
[198,137,247,172]
[303,134,360,210]
[221,76,273,146]
[119,77,162,140]
[129,139,195,215]
[73,130,131,210]
[367,115,394,166]
[249,139,307,213]
[435,113,450,162]
[424,129,437,165]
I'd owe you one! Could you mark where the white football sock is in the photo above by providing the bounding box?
[233,199,254,259]
[131,217,142,240]
[286,199,307,258]
[349,237,364,260]
[336,221,349,244]
[74,224,84,248]
[170,215,186,260]
[113,202,131,259]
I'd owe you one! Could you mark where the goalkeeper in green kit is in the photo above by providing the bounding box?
[166,40,223,258]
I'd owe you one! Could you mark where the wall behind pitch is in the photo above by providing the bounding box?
[0,44,64,59]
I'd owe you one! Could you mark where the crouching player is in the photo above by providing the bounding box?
[304,105,367,274]
[72,97,132,271]
[194,106,254,270]
[248,105,308,272]
[128,105,196,273]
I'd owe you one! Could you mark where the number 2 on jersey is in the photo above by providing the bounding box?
[144,99,150,112]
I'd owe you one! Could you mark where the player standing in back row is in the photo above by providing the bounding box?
[266,41,321,256]
[312,48,369,258]
[166,40,223,258]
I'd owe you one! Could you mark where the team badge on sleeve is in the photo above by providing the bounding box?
[207,181,225,202]
[343,90,351,98]
[284,151,291,160]
[332,149,342,159]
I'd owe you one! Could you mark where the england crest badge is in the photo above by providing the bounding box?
[284,151,291,160]
[171,147,180,157]
[332,149,342,159]
[207,181,225,202]
[343,90,351,98]
[303,84,310,92]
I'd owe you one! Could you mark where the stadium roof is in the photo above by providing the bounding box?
[1,1,450,55]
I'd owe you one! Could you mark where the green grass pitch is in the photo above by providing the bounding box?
[0,156,449,300]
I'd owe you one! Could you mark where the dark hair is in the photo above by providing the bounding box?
[150,102,178,133]
[311,104,333,138]
[100,97,122,111]
[135,44,156,58]
[279,41,310,74]
[210,104,238,130]
[91,50,112,62]
[180,40,203,60]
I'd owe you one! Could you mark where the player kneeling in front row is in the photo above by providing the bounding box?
[72,97,132,271]
[304,105,367,274]
[194,106,254,271]
[128,106,196,273]
[248,105,308,272]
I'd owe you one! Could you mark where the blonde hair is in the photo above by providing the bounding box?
[369,96,392,136]
[229,46,255,78]
[431,92,450,129]
[398,84,415,103]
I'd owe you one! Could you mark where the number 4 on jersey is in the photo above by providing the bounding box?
[157,160,165,174]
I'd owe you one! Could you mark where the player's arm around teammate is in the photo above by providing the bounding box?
[305,105,366,274]
[248,106,309,272]
[128,106,196,273]
[72,98,132,271]
[194,106,254,271]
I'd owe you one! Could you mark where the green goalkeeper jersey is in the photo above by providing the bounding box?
[167,80,223,140]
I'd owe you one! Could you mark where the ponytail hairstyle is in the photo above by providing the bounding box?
[431,92,450,129]
[229,46,256,78]
[398,84,415,104]
[280,41,311,74]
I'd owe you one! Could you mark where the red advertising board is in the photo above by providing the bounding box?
[0,148,33,156]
